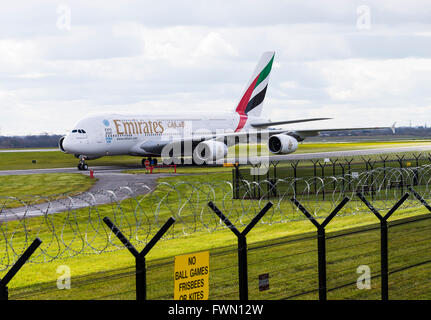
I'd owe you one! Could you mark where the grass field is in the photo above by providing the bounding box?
[1,139,431,300]
[0,173,96,208]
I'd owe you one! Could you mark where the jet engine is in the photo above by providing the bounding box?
[267,134,299,154]
[193,140,228,164]
[58,136,66,152]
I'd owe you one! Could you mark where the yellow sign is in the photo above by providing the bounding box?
[174,251,209,300]
[223,162,239,167]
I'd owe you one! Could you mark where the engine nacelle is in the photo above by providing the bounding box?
[193,141,228,164]
[267,134,298,154]
[58,136,66,153]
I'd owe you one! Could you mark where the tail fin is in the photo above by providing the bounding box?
[235,51,274,118]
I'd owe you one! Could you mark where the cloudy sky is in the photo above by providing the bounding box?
[0,0,430,135]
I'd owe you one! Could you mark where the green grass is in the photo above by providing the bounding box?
[0,151,144,171]
[0,173,96,208]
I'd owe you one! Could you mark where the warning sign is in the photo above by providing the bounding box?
[174,251,209,300]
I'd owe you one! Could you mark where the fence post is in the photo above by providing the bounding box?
[0,237,42,300]
[330,159,338,191]
[413,153,421,167]
[103,216,175,301]
[408,187,431,212]
[396,155,405,168]
[345,158,353,192]
[356,192,409,300]
[290,197,350,300]
[291,161,299,196]
[311,160,319,194]
[271,161,279,180]
[380,156,388,188]
[319,162,326,200]
[233,164,240,199]
[338,162,345,195]
[208,201,273,300]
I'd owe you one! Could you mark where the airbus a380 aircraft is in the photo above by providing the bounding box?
[59,51,392,170]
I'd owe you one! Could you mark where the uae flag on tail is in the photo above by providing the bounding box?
[235,51,274,118]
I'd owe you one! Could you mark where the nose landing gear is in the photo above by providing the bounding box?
[77,156,89,171]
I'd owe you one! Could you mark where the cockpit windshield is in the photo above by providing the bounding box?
[71,129,86,134]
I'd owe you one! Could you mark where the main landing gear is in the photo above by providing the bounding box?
[77,156,89,171]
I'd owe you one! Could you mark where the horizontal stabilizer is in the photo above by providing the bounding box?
[251,117,332,128]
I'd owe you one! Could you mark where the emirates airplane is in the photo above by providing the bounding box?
[59,52,392,170]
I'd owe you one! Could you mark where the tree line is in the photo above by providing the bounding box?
[0,135,63,148]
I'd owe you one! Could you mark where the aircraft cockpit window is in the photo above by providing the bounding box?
[82,130,86,134]
[72,130,77,133]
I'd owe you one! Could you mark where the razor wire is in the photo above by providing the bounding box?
[1,165,431,271]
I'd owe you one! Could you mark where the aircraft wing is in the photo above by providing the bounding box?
[287,123,396,141]
[251,117,331,128]
[137,124,394,155]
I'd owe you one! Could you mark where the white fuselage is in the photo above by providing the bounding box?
[61,113,266,158]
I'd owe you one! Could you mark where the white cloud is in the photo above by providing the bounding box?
[1,1,431,134]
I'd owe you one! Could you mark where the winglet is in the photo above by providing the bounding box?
[391,122,396,134]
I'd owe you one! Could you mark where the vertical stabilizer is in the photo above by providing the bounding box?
[234,51,274,131]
